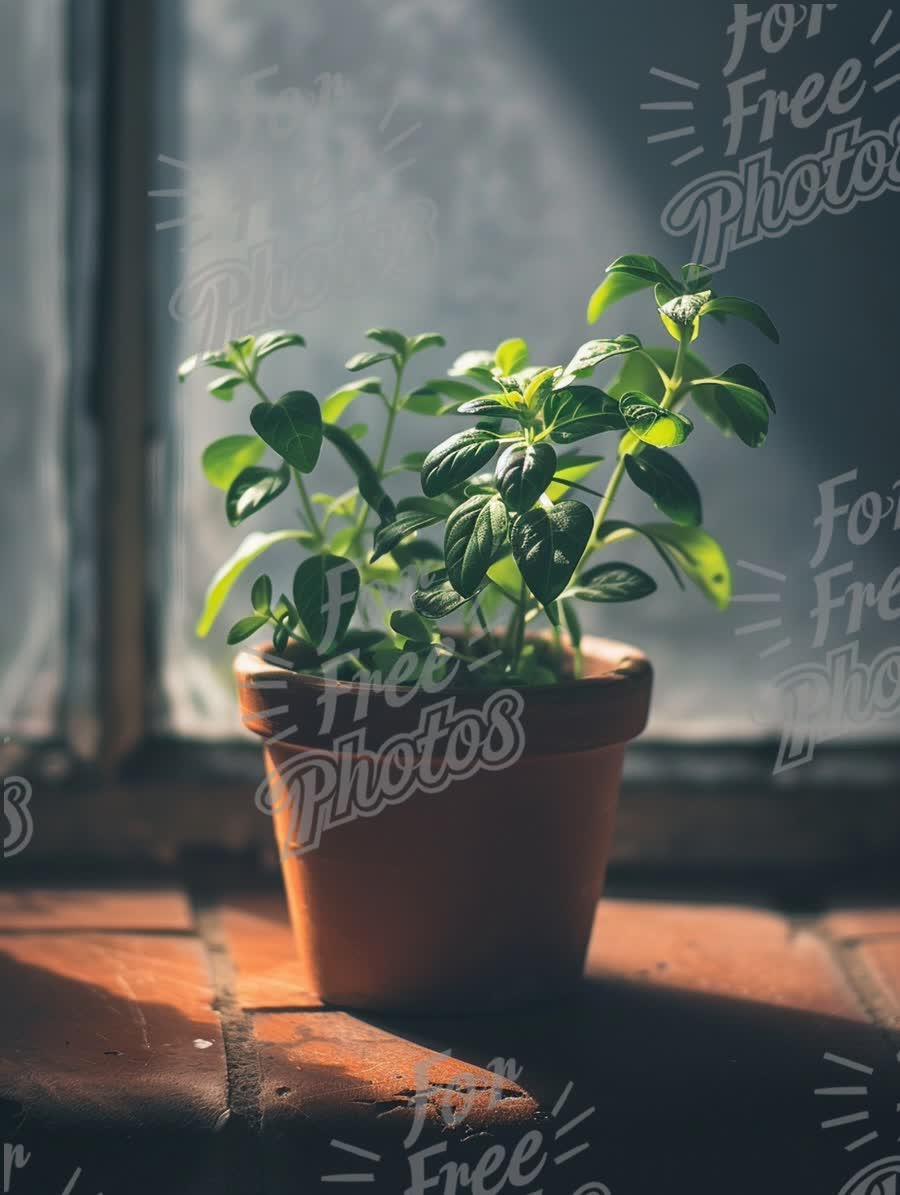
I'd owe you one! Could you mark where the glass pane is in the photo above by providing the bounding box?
[153,0,900,753]
[0,1,69,740]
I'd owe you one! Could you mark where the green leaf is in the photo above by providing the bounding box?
[293,555,360,649]
[371,507,446,562]
[346,350,394,372]
[608,346,712,404]
[544,386,626,443]
[494,442,557,513]
[445,495,509,597]
[226,463,291,526]
[456,395,529,423]
[654,281,682,311]
[556,335,643,389]
[313,488,356,519]
[568,561,657,603]
[734,363,775,413]
[251,574,273,614]
[254,331,306,360]
[485,551,525,594]
[682,263,714,291]
[390,609,434,644]
[699,296,780,344]
[421,428,501,497]
[691,365,772,448]
[177,349,232,381]
[587,255,681,323]
[202,435,266,491]
[396,496,454,516]
[619,393,693,447]
[273,592,299,624]
[406,333,446,356]
[623,446,702,526]
[588,272,656,325]
[399,451,428,471]
[324,628,390,660]
[321,377,382,423]
[594,519,685,590]
[322,423,395,522]
[637,523,731,609]
[449,350,496,378]
[250,391,323,472]
[412,569,481,619]
[271,600,301,656]
[546,453,604,503]
[522,367,560,412]
[495,338,529,376]
[227,335,256,366]
[695,363,775,417]
[196,529,314,637]
[608,254,681,289]
[346,423,368,441]
[402,391,446,416]
[658,292,710,343]
[390,538,443,569]
[510,500,593,606]
[207,374,245,400]
[272,624,289,654]
[227,614,269,645]
[366,328,408,354]
[361,557,402,585]
[328,527,356,555]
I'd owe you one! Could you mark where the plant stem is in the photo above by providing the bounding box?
[292,468,324,545]
[509,578,528,672]
[433,643,482,666]
[581,327,692,561]
[376,361,405,478]
[664,330,691,407]
[347,356,405,556]
[474,601,498,658]
[551,476,607,500]
[573,645,584,680]
[244,374,269,405]
[551,618,562,657]
[270,614,309,650]
[584,457,627,554]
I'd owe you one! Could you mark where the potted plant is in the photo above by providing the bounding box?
[180,254,778,1012]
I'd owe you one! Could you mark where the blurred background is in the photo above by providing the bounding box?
[3,0,899,836]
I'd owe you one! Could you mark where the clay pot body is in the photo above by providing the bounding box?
[236,636,652,1012]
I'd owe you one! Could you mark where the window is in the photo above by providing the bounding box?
[1,1,72,741]
[4,1,898,863]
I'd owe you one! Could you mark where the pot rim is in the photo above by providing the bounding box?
[235,635,653,754]
[235,633,649,698]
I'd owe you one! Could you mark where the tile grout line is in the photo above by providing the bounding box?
[807,918,900,1048]
[0,926,198,937]
[187,883,266,1195]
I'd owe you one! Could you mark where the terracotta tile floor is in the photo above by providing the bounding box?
[1,884,899,1194]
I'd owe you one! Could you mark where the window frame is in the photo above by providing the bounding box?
[4,1,898,875]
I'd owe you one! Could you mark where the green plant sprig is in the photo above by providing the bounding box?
[181,254,778,686]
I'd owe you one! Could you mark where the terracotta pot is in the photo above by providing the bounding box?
[236,635,652,1013]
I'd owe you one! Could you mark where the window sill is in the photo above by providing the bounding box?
[8,740,900,875]
[1,880,898,1193]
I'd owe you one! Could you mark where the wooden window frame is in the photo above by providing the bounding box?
[4,2,898,878]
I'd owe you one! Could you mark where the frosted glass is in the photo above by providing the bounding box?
[153,0,900,753]
[0,1,68,739]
